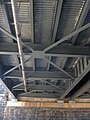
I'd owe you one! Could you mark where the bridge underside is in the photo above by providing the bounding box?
[0,0,90,101]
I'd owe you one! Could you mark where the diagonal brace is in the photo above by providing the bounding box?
[43,57,74,79]
[44,23,90,52]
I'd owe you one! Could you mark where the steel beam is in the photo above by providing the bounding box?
[44,23,90,52]
[1,0,14,42]
[13,84,62,92]
[45,80,62,90]
[13,79,63,93]
[71,80,90,99]
[19,90,59,98]
[1,0,20,66]
[0,67,16,99]
[0,43,32,55]
[0,26,17,40]
[0,26,34,52]
[3,56,32,76]
[13,81,62,92]
[52,0,63,43]
[13,83,24,89]
[60,63,90,99]
[3,64,21,76]
[62,0,90,69]
[43,57,74,79]
[5,70,71,79]
[30,0,34,43]
[72,0,90,45]
[18,92,58,99]
[47,0,63,70]
[30,0,35,71]
[0,43,89,57]
[45,45,90,57]
[0,1,17,99]
[0,78,16,99]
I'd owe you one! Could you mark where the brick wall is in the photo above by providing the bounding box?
[3,107,90,120]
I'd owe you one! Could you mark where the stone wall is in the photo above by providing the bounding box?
[3,107,90,120]
[0,95,6,120]
[0,84,6,120]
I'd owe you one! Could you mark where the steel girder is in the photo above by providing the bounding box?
[0,43,89,57]
[60,63,90,99]
[5,70,72,79]
[0,13,90,99]
[61,0,90,69]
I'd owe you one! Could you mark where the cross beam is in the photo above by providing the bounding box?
[71,79,90,99]
[47,0,63,70]
[44,23,90,52]
[0,43,89,57]
[5,70,72,79]
[62,0,90,69]
[13,84,62,93]
[18,92,58,99]
[45,45,90,57]
[60,63,90,99]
